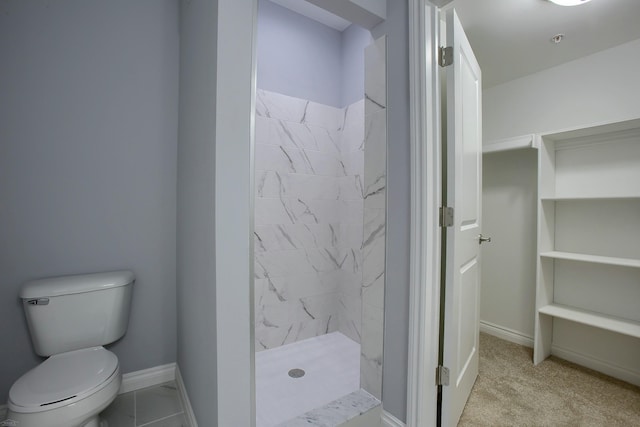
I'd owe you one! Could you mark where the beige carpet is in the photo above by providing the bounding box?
[458,333,640,426]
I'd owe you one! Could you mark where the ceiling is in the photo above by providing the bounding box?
[269,0,640,88]
[449,0,640,87]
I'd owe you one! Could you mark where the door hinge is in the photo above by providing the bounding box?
[440,206,454,227]
[439,46,453,67]
[436,365,450,386]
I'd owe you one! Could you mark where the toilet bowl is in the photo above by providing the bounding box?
[7,271,134,427]
[7,347,121,427]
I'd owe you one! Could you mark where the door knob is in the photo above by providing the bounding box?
[478,234,492,245]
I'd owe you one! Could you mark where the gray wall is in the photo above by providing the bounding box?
[0,0,179,405]
[176,0,219,423]
[257,0,371,108]
[481,149,538,341]
[257,0,342,107]
[371,1,411,422]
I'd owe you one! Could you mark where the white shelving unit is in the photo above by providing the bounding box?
[534,119,640,366]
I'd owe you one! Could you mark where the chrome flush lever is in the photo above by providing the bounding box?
[478,234,492,245]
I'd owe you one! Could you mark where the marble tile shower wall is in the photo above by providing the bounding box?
[254,89,365,351]
[338,99,366,344]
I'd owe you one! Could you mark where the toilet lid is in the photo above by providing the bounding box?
[9,347,118,409]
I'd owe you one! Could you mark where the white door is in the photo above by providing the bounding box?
[441,8,483,427]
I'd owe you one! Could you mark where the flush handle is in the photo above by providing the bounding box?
[26,298,49,305]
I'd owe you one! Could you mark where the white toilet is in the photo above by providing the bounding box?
[7,271,135,427]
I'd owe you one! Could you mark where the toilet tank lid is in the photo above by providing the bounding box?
[20,270,135,299]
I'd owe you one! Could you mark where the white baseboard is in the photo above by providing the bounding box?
[551,344,640,387]
[176,365,198,427]
[382,410,405,427]
[480,320,533,348]
[119,363,176,394]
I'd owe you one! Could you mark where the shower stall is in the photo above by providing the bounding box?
[252,1,387,425]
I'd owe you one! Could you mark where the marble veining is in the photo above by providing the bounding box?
[255,90,364,350]
[278,389,381,427]
[256,90,344,132]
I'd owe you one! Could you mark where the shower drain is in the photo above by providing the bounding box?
[288,368,305,378]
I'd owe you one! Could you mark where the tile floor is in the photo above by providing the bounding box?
[255,332,360,427]
[101,381,190,427]
[0,381,189,427]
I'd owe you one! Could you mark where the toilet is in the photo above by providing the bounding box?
[7,271,134,427]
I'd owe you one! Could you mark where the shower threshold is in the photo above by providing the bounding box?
[277,389,381,427]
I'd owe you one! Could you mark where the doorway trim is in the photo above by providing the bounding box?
[214,0,258,426]
[406,1,442,426]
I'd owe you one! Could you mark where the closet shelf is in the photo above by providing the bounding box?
[540,195,640,201]
[540,251,640,268]
[538,304,640,339]
[483,134,537,153]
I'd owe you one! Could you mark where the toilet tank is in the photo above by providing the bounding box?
[20,271,135,356]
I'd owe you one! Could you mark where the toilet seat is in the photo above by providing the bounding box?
[9,346,118,413]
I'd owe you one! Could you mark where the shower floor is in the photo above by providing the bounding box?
[255,332,360,427]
